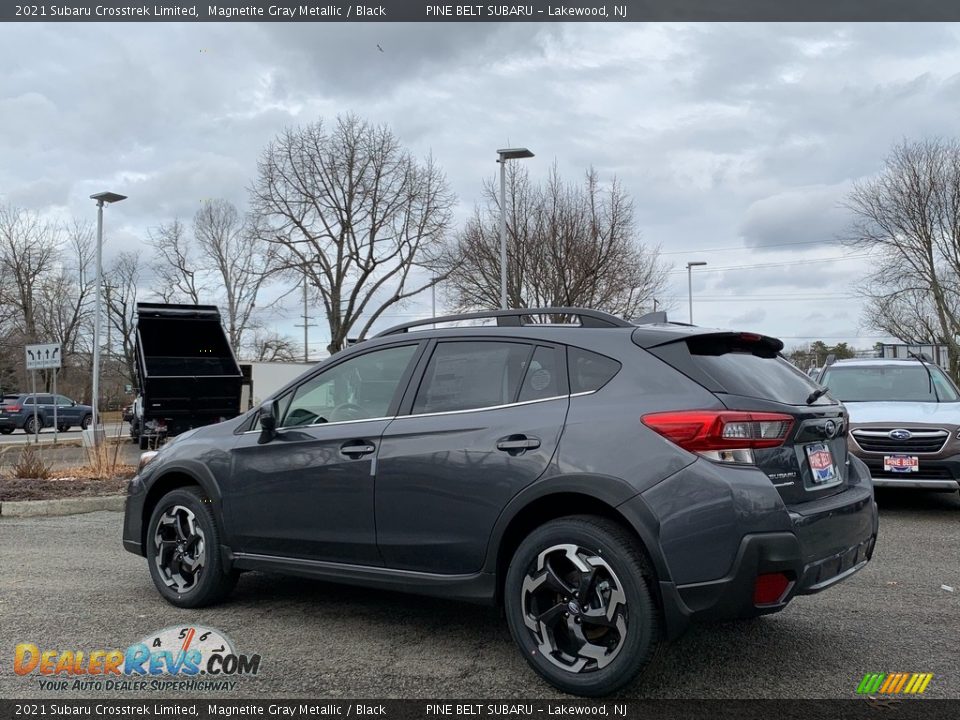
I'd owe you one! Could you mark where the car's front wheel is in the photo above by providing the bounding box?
[146,486,237,608]
[504,515,662,697]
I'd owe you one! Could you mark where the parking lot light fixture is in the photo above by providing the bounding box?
[686,260,707,324]
[90,191,127,443]
[497,148,534,310]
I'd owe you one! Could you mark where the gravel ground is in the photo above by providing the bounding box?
[0,489,957,699]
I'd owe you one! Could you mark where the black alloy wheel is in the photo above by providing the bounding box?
[505,516,662,697]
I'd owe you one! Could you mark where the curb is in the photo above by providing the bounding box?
[0,494,125,518]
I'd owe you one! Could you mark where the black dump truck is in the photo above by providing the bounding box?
[132,303,243,450]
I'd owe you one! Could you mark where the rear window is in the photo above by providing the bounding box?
[680,335,823,405]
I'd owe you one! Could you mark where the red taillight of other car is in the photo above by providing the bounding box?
[641,410,794,465]
[3,404,21,413]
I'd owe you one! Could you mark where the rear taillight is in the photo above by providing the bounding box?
[4,405,21,413]
[641,410,793,465]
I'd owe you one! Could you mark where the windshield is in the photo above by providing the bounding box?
[820,364,960,402]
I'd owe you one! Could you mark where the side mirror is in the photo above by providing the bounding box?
[258,400,279,443]
[72,400,77,406]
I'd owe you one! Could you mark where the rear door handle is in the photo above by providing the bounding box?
[496,435,541,454]
[340,441,376,457]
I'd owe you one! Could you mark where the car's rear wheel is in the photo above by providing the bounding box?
[504,515,662,697]
[80,414,92,430]
[146,486,237,608]
[23,416,39,434]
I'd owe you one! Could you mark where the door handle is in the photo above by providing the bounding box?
[496,435,541,454]
[340,441,376,458]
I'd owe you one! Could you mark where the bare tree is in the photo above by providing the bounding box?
[0,205,62,341]
[149,219,204,304]
[248,328,300,362]
[150,202,278,354]
[845,139,960,375]
[440,165,668,318]
[251,114,455,354]
[37,220,94,356]
[193,200,276,351]
[105,250,142,386]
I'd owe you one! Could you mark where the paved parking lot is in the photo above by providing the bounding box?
[1,490,957,699]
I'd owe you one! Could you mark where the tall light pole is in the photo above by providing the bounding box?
[90,191,126,442]
[686,260,707,324]
[497,148,534,309]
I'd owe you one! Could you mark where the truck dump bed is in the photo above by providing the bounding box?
[135,303,242,437]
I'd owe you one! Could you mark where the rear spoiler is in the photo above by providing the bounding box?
[633,328,784,356]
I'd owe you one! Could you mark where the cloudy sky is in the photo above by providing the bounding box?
[2,21,959,353]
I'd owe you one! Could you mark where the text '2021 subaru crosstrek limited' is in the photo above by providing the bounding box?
[123,308,878,696]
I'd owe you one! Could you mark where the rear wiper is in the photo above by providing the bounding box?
[806,387,829,405]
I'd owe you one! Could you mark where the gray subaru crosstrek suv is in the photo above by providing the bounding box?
[122,308,878,696]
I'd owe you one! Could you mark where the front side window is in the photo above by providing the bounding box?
[56,395,72,405]
[412,341,534,414]
[281,344,417,427]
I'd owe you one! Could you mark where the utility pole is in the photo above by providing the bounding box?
[293,270,315,363]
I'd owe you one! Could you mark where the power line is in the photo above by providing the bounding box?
[665,253,872,275]
[659,239,842,256]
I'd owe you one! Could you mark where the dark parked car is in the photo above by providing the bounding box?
[123,308,878,696]
[0,393,93,434]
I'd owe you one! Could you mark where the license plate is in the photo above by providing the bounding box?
[884,455,919,473]
[806,443,838,484]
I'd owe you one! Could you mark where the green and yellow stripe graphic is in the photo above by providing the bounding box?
[857,673,933,695]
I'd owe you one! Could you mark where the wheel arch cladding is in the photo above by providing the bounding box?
[491,489,665,608]
[141,469,219,550]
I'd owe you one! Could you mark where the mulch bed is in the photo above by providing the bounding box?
[0,475,129,502]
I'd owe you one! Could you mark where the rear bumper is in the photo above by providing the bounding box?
[0,416,20,429]
[658,481,878,634]
[858,452,960,491]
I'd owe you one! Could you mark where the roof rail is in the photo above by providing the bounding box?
[374,307,633,338]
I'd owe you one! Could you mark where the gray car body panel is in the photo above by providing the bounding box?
[123,320,878,639]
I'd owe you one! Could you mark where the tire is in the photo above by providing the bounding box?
[23,416,40,434]
[80,414,92,430]
[504,515,662,697]
[0,428,12,435]
[139,434,150,451]
[145,486,238,608]
[58,424,70,433]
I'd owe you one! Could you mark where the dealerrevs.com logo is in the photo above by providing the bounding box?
[13,626,261,692]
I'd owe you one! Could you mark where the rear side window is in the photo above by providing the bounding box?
[413,341,533,414]
[684,337,821,405]
[517,346,563,402]
[568,347,621,393]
